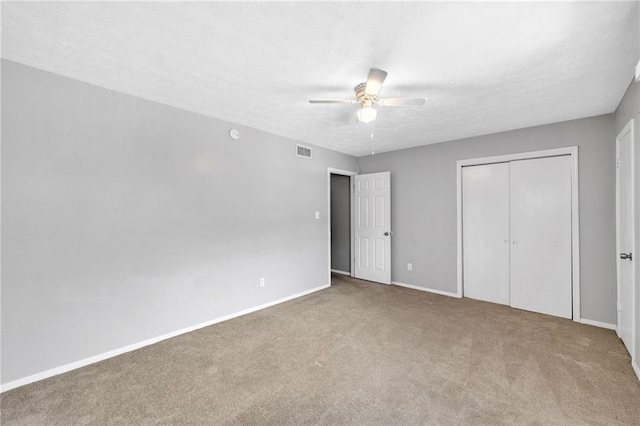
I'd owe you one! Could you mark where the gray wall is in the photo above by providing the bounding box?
[330,174,351,273]
[358,114,615,324]
[615,77,640,133]
[1,60,359,384]
[614,76,640,363]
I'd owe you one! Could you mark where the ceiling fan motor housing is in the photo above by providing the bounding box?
[355,82,375,102]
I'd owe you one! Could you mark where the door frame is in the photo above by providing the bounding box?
[327,168,357,285]
[616,118,635,359]
[456,146,581,322]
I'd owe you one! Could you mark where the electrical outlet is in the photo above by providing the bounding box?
[315,211,320,220]
[407,263,412,271]
[260,277,265,287]
[617,301,621,312]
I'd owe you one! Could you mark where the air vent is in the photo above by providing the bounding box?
[296,144,312,159]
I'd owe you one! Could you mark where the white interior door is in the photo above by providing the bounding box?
[354,172,391,284]
[462,163,510,305]
[510,156,573,319]
[617,121,635,357]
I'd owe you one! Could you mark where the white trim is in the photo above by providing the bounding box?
[350,174,355,279]
[571,147,581,321]
[392,281,460,298]
[456,146,581,321]
[633,360,640,382]
[456,162,463,298]
[331,269,351,276]
[0,283,330,393]
[456,147,578,168]
[327,167,358,286]
[579,318,617,331]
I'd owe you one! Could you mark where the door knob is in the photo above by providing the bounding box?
[620,253,633,261]
[384,232,390,236]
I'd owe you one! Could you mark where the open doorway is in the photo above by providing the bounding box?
[330,174,351,275]
[327,168,356,284]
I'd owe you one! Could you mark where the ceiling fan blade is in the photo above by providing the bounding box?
[309,99,359,104]
[377,98,426,107]
[365,68,388,96]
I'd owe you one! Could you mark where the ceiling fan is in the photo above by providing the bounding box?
[308,68,426,123]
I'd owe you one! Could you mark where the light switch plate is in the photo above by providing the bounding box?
[315,211,320,220]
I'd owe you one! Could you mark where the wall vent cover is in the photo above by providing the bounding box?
[296,144,312,159]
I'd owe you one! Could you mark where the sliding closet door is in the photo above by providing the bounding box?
[509,156,572,319]
[462,163,510,305]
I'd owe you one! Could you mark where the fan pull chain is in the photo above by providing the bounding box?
[370,128,375,156]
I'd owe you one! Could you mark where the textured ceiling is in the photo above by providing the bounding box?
[2,2,639,157]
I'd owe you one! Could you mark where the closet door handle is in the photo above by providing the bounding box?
[620,253,633,261]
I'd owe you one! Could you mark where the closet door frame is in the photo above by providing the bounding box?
[456,146,581,322]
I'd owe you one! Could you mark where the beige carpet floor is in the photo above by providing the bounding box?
[2,274,640,425]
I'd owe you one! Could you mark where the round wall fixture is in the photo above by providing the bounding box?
[229,129,240,140]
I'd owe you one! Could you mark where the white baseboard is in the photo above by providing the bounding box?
[0,283,330,393]
[633,360,640,382]
[331,269,351,276]
[578,318,617,331]
[392,281,460,298]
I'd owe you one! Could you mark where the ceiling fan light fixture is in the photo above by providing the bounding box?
[357,106,377,123]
